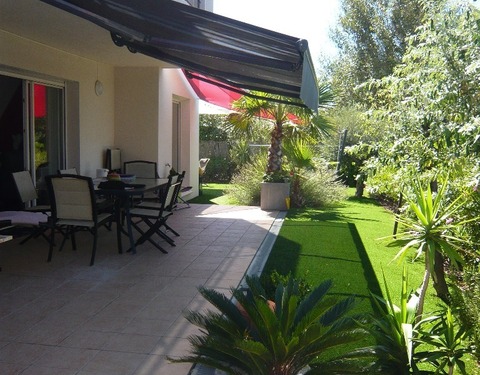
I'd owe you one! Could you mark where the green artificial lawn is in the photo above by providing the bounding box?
[263,191,439,316]
[188,183,236,205]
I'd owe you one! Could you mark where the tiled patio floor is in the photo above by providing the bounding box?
[0,204,281,375]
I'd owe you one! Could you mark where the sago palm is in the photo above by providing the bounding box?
[170,275,368,375]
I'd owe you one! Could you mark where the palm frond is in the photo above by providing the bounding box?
[294,279,333,326]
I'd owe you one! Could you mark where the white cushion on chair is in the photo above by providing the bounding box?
[0,211,48,226]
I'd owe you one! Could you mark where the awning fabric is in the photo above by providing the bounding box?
[40,0,319,110]
[184,70,242,111]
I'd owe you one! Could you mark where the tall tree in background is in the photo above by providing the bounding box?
[330,0,425,105]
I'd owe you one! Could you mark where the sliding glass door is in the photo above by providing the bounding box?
[29,82,65,186]
[0,74,65,209]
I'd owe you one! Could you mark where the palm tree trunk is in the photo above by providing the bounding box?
[432,251,451,304]
[267,122,283,173]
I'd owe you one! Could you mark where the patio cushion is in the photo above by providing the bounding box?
[0,211,48,226]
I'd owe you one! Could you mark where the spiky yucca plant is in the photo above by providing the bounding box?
[356,268,420,374]
[170,276,369,375]
[388,178,476,320]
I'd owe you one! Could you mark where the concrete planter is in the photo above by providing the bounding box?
[260,182,290,210]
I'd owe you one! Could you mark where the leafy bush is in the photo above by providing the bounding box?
[260,270,312,301]
[226,153,267,205]
[199,114,229,141]
[229,139,251,167]
[171,275,369,375]
[201,156,235,183]
[297,159,349,207]
[364,164,402,203]
[450,264,480,363]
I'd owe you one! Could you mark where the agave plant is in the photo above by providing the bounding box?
[170,275,368,375]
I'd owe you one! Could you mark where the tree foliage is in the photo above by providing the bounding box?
[330,0,425,104]
[227,87,334,176]
[199,114,229,141]
[364,0,480,199]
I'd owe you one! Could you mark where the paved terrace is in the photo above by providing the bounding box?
[0,204,282,375]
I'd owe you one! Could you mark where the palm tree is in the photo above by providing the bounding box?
[170,275,369,375]
[226,85,334,177]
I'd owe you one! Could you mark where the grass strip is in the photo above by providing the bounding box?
[263,193,437,315]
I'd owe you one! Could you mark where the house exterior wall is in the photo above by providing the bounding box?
[114,67,161,167]
[0,29,200,195]
[114,67,199,195]
[160,69,200,195]
[0,29,115,178]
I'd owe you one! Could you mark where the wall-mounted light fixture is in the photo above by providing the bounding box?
[95,62,104,96]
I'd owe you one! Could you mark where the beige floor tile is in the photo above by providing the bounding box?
[0,204,280,375]
[33,346,98,370]
[102,332,160,354]
[81,351,147,375]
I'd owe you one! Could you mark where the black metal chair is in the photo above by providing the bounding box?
[124,160,161,201]
[45,174,113,266]
[134,170,185,234]
[128,175,180,253]
[124,160,159,178]
[11,171,51,244]
[12,171,50,213]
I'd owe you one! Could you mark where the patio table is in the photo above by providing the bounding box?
[96,178,168,254]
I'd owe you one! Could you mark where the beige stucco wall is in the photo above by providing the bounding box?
[0,29,115,178]
[114,67,161,166]
[160,69,199,194]
[115,67,199,194]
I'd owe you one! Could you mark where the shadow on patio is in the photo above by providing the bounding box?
[0,204,281,375]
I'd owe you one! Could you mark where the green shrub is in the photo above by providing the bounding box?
[298,159,349,207]
[226,153,267,205]
[450,264,480,363]
[202,156,235,183]
[260,270,312,301]
[365,164,402,202]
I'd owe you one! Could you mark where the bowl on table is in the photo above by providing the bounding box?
[119,174,136,184]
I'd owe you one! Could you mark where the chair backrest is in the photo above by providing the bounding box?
[12,171,38,204]
[106,148,122,172]
[170,171,185,209]
[163,179,182,212]
[124,160,159,179]
[199,158,210,175]
[58,168,78,175]
[46,174,96,222]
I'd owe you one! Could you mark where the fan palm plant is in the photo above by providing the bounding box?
[170,275,369,375]
[283,139,315,207]
[226,85,333,177]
